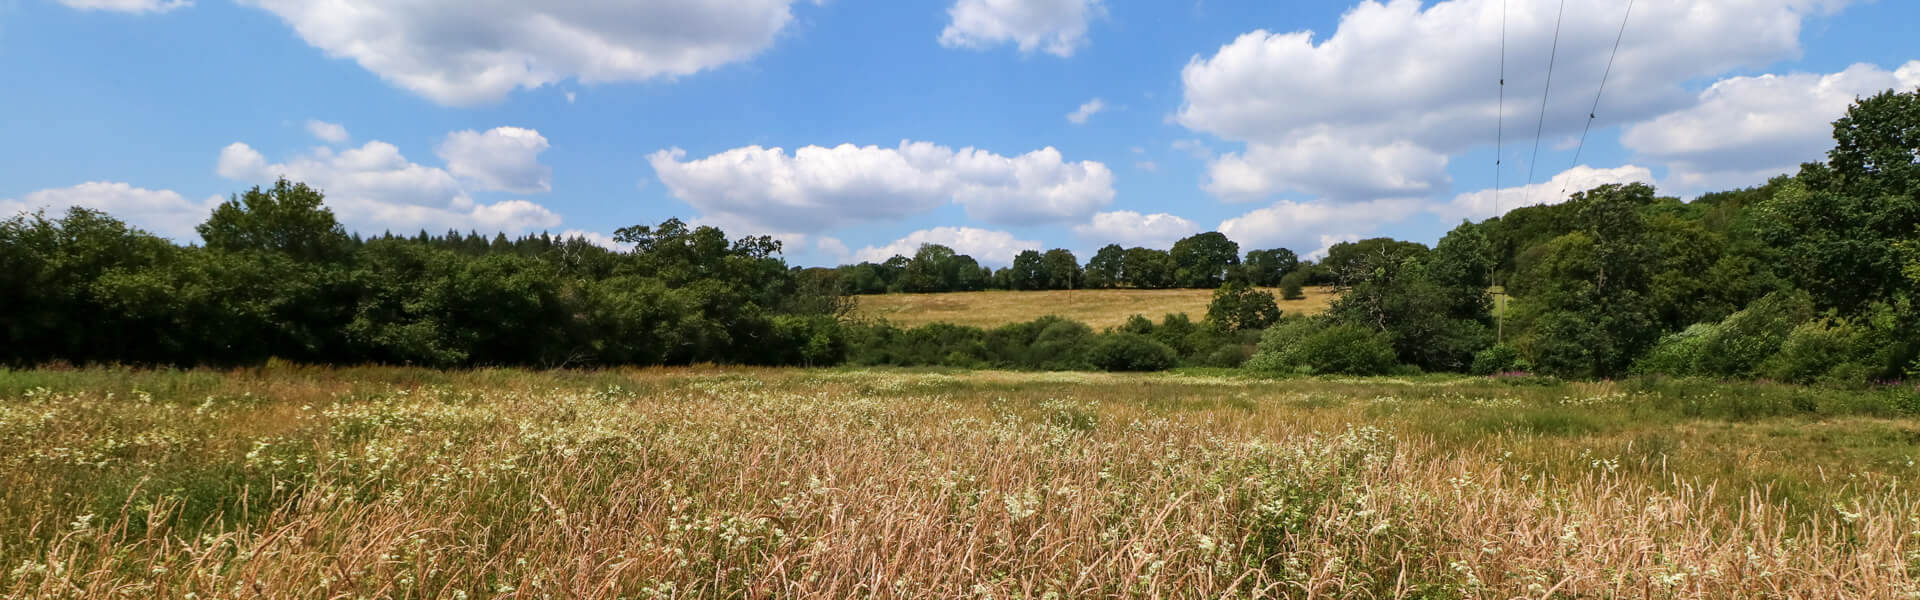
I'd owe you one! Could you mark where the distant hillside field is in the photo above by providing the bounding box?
[852,286,1338,329]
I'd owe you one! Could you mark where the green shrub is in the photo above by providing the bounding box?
[1117,314,1155,335]
[1152,313,1198,355]
[1028,319,1095,370]
[1244,318,1324,374]
[1244,320,1396,375]
[1292,324,1399,375]
[1471,344,1527,375]
[1087,333,1178,372]
[1278,271,1307,300]
[1206,283,1282,332]
[1695,291,1814,377]
[1633,322,1718,376]
[1762,319,1860,384]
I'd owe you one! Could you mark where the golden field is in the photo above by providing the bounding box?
[2,366,1917,598]
[852,286,1338,329]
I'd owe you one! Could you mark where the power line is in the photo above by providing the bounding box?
[1494,0,1509,344]
[1563,0,1636,196]
[1524,0,1567,207]
[1495,0,1507,220]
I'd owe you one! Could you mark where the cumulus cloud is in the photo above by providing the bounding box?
[1623,61,1920,195]
[1432,164,1654,222]
[56,0,188,13]
[556,229,631,251]
[215,139,561,235]
[1,182,220,240]
[1177,0,1847,202]
[940,0,1103,57]
[1204,133,1449,202]
[1217,197,1423,258]
[1073,210,1200,249]
[648,141,1113,234]
[814,236,852,264]
[437,127,554,194]
[234,0,805,105]
[853,226,1041,265]
[305,120,348,144]
[1067,98,1106,124]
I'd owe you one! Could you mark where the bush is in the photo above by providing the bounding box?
[1027,319,1095,370]
[1292,324,1399,376]
[1206,283,1282,332]
[1761,319,1859,384]
[1244,320,1397,375]
[1087,333,1178,372]
[1117,314,1155,335]
[1695,291,1814,377]
[1278,270,1308,300]
[1152,313,1198,355]
[1632,322,1718,376]
[1471,344,1527,375]
[1244,318,1324,374]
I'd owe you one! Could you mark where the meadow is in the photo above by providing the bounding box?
[852,286,1337,329]
[3,366,1918,598]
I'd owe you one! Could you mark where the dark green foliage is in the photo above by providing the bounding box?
[1010,250,1048,290]
[1042,249,1082,290]
[1086,333,1178,372]
[1471,344,1527,375]
[1324,235,1491,373]
[984,316,1095,370]
[1170,232,1240,288]
[1694,291,1817,377]
[1278,271,1307,300]
[1242,248,1299,286]
[1206,283,1281,332]
[1248,321,1398,376]
[1084,244,1125,289]
[1120,247,1177,289]
[197,179,352,263]
[1506,184,1664,378]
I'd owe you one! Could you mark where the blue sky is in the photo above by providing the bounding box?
[4,0,1917,266]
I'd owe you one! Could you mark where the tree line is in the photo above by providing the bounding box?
[3,89,1916,386]
[823,232,1316,295]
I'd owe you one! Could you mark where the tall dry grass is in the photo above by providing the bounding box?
[1,369,1916,598]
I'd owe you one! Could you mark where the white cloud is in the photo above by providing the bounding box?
[215,139,560,235]
[815,236,852,264]
[1623,61,1920,195]
[1432,164,1654,222]
[1217,197,1422,257]
[648,140,1113,233]
[1067,98,1106,124]
[56,0,188,14]
[1134,161,1158,172]
[1177,0,1848,203]
[565,91,578,104]
[1,182,220,240]
[305,120,348,144]
[437,127,553,194]
[235,0,806,105]
[557,229,631,251]
[940,0,1103,57]
[1073,210,1199,249]
[854,226,1041,265]
[1204,132,1449,202]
